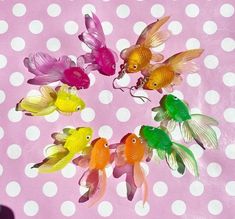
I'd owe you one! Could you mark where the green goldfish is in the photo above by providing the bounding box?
[140,125,199,176]
[16,85,85,116]
[152,94,218,149]
[32,127,93,173]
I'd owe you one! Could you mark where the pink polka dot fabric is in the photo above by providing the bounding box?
[0,0,235,218]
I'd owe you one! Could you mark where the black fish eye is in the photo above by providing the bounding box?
[173,96,178,100]
[86,135,91,140]
[132,138,137,144]
[77,106,80,110]
[133,64,137,69]
[104,143,108,147]
[153,83,157,86]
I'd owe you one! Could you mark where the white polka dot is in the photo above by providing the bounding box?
[7,144,22,159]
[27,89,41,96]
[29,20,43,34]
[189,181,204,196]
[25,126,40,141]
[116,4,130,18]
[9,72,24,86]
[134,125,141,136]
[225,181,235,196]
[224,108,235,123]
[133,90,149,104]
[24,201,39,216]
[0,54,7,69]
[205,90,220,105]
[171,200,186,216]
[116,107,131,122]
[116,38,130,52]
[88,73,95,86]
[187,73,201,87]
[135,201,150,216]
[8,108,23,122]
[81,42,91,52]
[81,4,96,15]
[190,144,204,159]
[98,125,113,140]
[0,164,3,176]
[25,163,38,178]
[61,163,76,178]
[116,73,130,87]
[64,21,79,35]
[153,181,168,197]
[223,72,235,87]
[47,3,61,17]
[47,38,61,52]
[61,201,76,217]
[116,181,127,197]
[150,4,165,18]
[225,144,235,159]
[0,90,6,104]
[6,181,21,197]
[207,162,222,177]
[208,200,223,215]
[171,90,184,99]
[204,55,219,69]
[101,21,113,35]
[98,201,113,217]
[185,4,200,17]
[133,21,146,35]
[44,111,59,122]
[99,90,113,104]
[186,38,200,49]
[203,21,217,35]
[80,107,95,122]
[43,182,58,197]
[0,20,8,34]
[152,43,165,53]
[221,37,235,52]
[11,37,25,51]
[220,3,234,17]
[168,21,182,35]
[12,3,26,17]
[0,127,4,140]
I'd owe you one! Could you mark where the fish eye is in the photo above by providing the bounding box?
[132,138,137,144]
[76,106,81,111]
[153,82,157,87]
[173,96,178,100]
[104,143,108,148]
[86,135,91,140]
[133,64,137,69]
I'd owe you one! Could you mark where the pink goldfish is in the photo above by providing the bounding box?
[78,13,118,76]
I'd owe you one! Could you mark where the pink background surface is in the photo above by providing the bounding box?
[0,0,235,218]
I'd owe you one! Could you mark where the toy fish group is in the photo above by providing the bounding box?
[15,12,220,207]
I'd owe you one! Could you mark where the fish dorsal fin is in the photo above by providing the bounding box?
[136,16,171,48]
[164,49,204,74]
[120,45,139,60]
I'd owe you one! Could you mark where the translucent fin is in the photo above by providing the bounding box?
[73,155,90,168]
[51,133,68,144]
[134,163,144,187]
[45,145,67,156]
[164,85,173,93]
[40,85,57,100]
[120,45,138,60]
[165,49,204,74]
[151,106,167,121]
[79,32,102,49]
[151,53,164,62]
[161,119,177,133]
[166,151,178,170]
[187,118,218,149]
[172,74,183,85]
[126,170,137,201]
[172,142,199,177]
[136,16,171,47]
[191,114,218,126]
[180,122,193,142]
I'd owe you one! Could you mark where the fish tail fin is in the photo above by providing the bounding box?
[136,16,171,48]
[88,169,107,207]
[172,142,199,177]
[181,114,218,149]
[165,49,204,74]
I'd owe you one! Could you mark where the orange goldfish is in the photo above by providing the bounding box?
[73,138,110,206]
[113,16,171,88]
[130,49,204,100]
[112,133,151,203]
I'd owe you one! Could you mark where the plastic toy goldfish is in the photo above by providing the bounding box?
[24,52,90,89]
[32,127,93,173]
[113,16,171,89]
[140,125,199,176]
[16,85,85,116]
[78,13,118,76]
[73,138,111,206]
[152,94,218,149]
[112,133,151,203]
[134,49,204,95]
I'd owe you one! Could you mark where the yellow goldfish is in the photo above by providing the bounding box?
[141,49,204,93]
[116,16,171,79]
[32,127,93,173]
[16,84,85,116]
